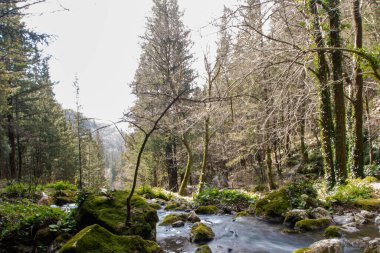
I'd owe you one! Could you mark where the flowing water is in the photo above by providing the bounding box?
[156,210,380,253]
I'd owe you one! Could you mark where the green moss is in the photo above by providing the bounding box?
[75,190,158,240]
[354,198,380,210]
[149,203,161,210]
[59,224,162,253]
[327,178,373,205]
[295,218,331,232]
[292,248,310,253]
[159,214,188,226]
[235,211,249,217]
[190,222,215,243]
[324,226,341,238]
[195,205,218,214]
[196,245,212,253]
[255,189,291,220]
[136,185,170,201]
[194,187,256,211]
[164,201,179,210]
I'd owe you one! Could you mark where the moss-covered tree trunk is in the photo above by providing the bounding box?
[351,0,364,178]
[178,132,193,196]
[309,0,336,188]
[328,0,347,184]
[365,94,374,164]
[266,143,276,190]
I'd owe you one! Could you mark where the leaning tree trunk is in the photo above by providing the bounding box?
[351,0,364,178]
[328,0,347,183]
[178,132,193,196]
[310,0,336,188]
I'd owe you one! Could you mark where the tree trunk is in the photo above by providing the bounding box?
[7,112,16,179]
[310,0,336,188]
[300,117,308,164]
[328,0,347,183]
[198,116,209,193]
[266,144,276,190]
[166,140,178,191]
[365,94,373,164]
[179,132,193,196]
[351,0,364,178]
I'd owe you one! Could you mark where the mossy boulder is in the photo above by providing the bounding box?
[295,218,332,232]
[75,190,158,240]
[284,209,309,228]
[292,248,310,253]
[159,213,188,226]
[190,222,215,243]
[195,205,218,215]
[254,189,291,222]
[34,227,58,246]
[324,226,341,238]
[188,211,201,223]
[54,189,76,206]
[164,199,190,211]
[354,198,380,211]
[235,211,250,217]
[59,224,162,253]
[196,245,212,253]
[149,203,161,210]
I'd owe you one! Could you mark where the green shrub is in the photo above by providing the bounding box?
[194,187,256,211]
[364,164,380,178]
[3,182,38,198]
[286,180,318,209]
[326,178,373,205]
[136,185,170,201]
[45,181,77,191]
[0,200,69,239]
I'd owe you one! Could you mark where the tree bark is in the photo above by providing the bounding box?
[310,0,336,188]
[328,0,347,183]
[266,144,276,190]
[351,0,364,178]
[166,140,178,191]
[178,132,193,196]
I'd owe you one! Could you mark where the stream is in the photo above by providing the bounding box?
[156,210,380,253]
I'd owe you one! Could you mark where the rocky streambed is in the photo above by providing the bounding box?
[156,208,380,253]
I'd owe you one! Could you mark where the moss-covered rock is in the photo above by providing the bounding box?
[235,211,250,217]
[354,198,380,211]
[149,203,161,210]
[59,224,162,253]
[309,207,331,219]
[284,209,309,228]
[34,227,57,246]
[195,205,218,215]
[75,190,158,240]
[196,245,212,253]
[292,248,310,253]
[188,211,201,223]
[54,189,77,206]
[295,218,332,232]
[159,213,188,226]
[254,189,291,222]
[190,222,215,243]
[324,226,341,238]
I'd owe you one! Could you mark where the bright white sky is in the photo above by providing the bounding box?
[24,0,238,123]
